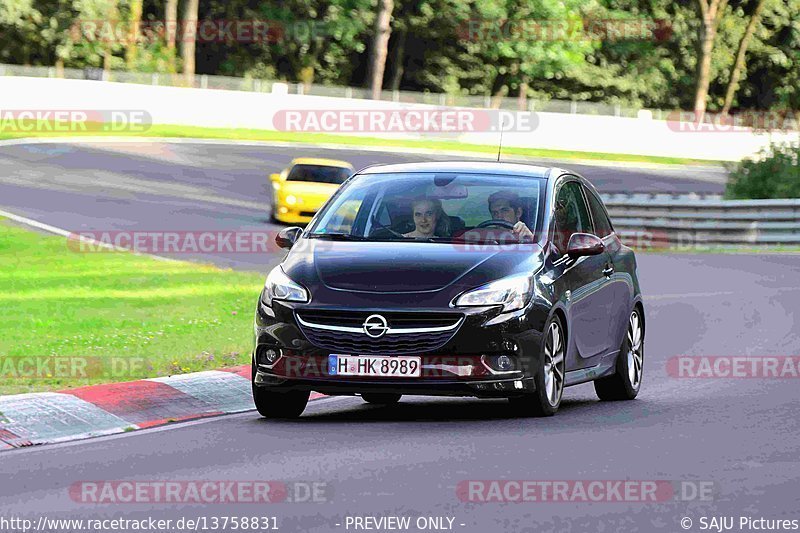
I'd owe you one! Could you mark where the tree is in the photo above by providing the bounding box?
[125,0,143,68]
[721,0,768,114]
[165,0,179,55]
[726,143,800,199]
[694,0,729,115]
[0,0,44,65]
[465,0,593,101]
[180,0,198,83]
[366,0,394,99]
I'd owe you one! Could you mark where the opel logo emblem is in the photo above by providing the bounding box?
[363,314,389,338]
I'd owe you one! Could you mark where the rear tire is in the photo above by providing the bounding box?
[361,393,402,405]
[594,307,644,401]
[509,314,565,417]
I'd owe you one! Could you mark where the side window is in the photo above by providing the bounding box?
[584,188,614,238]
[552,181,592,254]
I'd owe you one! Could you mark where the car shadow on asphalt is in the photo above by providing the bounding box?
[259,395,619,423]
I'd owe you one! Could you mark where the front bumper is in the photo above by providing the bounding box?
[273,206,315,224]
[252,296,550,398]
[254,370,535,398]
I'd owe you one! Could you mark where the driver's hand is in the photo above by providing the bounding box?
[512,221,534,242]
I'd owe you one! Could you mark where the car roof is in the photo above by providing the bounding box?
[358,161,554,178]
[291,158,354,168]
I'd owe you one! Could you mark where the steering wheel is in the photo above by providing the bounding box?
[475,219,516,230]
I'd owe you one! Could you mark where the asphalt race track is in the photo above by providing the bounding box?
[2,141,799,532]
[0,140,727,270]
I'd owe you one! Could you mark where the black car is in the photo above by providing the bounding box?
[252,162,644,417]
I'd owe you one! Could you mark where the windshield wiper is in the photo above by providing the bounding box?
[307,232,368,241]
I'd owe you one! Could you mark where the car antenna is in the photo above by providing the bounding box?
[496,116,505,162]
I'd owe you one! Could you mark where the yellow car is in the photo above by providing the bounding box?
[269,158,354,224]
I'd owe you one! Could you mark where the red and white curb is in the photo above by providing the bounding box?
[0,365,324,450]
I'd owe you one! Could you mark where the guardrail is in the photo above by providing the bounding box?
[600,194,800,247]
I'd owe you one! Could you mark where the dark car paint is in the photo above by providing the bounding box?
[253,163,643,398]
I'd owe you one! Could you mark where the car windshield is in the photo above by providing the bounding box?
[287,164,352,184]
[307,172,546,244]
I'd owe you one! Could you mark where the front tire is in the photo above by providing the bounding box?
[269,200,280,224]
[361,393,402,405]
[251,360,309,418]
[509,314,565,417]
[594,307,644,401]
[253,385,309,418]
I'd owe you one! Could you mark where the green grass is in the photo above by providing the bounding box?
[0,220,264,395]
[0,123,724,167]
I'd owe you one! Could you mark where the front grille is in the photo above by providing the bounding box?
[295,310,463,355]
[299,211,316,217]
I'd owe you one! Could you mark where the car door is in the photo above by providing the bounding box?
[583,185,633,353]
[549,180,617,369]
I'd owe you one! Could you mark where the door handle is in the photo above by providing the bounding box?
[602,265,614,277]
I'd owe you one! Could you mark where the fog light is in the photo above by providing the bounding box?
[496,355,514,371]
[258,346,282,366]
[482,354,518,373]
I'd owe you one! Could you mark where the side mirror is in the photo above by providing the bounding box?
[567,233,604,258]
[276,227,302,249]
[270,173,281,182]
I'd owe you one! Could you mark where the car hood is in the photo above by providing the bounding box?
[282,239,542,295]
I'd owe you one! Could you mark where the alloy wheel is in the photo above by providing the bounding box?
[543,320,565,406]
[627,310,643,389]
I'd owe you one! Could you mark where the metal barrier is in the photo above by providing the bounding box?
[600,194,800,247]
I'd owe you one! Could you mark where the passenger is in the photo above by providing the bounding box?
[404,197,451,238]
[487,190,534,241]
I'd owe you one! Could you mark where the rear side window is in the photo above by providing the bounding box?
[584,189,614,238]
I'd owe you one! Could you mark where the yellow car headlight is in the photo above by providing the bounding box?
[285,195,297,205]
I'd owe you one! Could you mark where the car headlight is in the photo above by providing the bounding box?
[454,274,533,313]
[285,195,297,205]
[262,266,309,306]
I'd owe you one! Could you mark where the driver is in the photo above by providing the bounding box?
[487,191,534,241]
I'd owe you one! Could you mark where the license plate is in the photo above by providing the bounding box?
[328,355,421,377]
